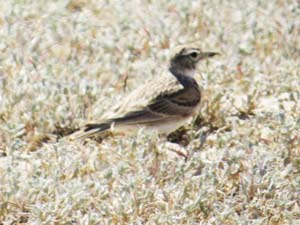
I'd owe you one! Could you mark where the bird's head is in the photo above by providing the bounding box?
[169,46,219,77]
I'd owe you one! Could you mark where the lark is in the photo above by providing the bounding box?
[71,46,218,140]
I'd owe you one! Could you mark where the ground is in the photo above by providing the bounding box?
[0,0,300,224]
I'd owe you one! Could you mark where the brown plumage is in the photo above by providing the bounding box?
[69,46,218,140]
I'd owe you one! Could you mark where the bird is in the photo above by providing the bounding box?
[70,45,218,140]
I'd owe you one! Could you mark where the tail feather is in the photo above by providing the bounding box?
[84,123,111,132]
[68,122,112,140]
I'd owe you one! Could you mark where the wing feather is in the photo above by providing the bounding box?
[105,73,201,126]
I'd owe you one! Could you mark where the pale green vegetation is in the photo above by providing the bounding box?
[0,0,300,224]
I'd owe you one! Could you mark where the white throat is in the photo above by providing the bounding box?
[182,69,196,77]
[169,65,196,78]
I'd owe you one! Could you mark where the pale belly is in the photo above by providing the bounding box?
[113,117,193,135]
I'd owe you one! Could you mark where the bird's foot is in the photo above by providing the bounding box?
[163,142,189,161]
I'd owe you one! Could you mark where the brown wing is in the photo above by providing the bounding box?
[110,78,201,125]
[148,83,201,116]
[102,73,184,119]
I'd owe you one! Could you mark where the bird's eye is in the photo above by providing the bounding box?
[190,52,198,59]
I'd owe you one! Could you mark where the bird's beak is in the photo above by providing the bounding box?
[200,52,220,59]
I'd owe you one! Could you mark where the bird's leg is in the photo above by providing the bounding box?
[158,134,189,161]
[165,142,189,161]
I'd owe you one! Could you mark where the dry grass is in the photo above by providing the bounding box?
[0,0,300,224]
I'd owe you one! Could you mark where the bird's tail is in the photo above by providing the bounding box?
[67,122,112,141]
